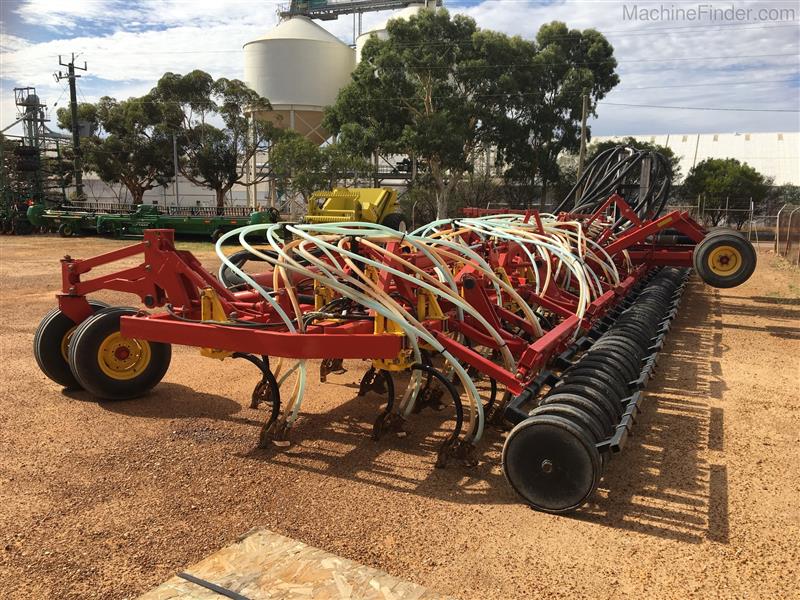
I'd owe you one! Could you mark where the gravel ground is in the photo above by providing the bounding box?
[1,236,798,599]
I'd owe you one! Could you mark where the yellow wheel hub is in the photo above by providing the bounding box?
[97,332,152,380]
[61,326,77,362]
[707,245,742,276]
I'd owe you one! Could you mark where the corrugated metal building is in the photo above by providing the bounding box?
[592,132,799,185]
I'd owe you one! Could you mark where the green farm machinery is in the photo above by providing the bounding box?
[27,202,278,241]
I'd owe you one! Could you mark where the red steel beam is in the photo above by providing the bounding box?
[120,315,402,359]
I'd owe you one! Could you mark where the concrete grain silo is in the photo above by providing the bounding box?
[243,16,355,145]
[355,4,426,63]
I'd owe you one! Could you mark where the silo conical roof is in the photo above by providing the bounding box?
[245,16,350,46]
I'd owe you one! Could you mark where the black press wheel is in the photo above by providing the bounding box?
[529,403,605,444]
[33,300,110,388]
[68,307,171,400]
[502,414,602,513]
[58,223,74,237]
[693,232,757,288]
[380,213,407,231]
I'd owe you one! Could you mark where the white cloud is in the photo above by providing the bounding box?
[2,0,798,136]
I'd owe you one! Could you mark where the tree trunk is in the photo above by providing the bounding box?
[131,188,144,205]
[431,161,448,220]
[215,188,226,215]
[435,188,449,220]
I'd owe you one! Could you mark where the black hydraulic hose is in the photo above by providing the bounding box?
[555,146,672,232]
[218,246,327,289]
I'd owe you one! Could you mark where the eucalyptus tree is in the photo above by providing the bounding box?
[153,70,277,210]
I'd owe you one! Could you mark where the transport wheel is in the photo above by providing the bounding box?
[693,232,756,288]
[380,213,407,231]
[33,300,110,388]
[503,414,602,513]
[68,307,171,400]
[211,229,224,243]
[704,227,748,240]
[58,223,74,237]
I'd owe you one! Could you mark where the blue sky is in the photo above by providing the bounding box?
[2,0,799,138]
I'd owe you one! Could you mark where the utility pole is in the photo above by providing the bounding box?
[55,54,87,200]
[577,89,589,179]
[172,134,180,206]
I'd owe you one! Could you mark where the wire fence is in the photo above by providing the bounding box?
[775,205,800,265]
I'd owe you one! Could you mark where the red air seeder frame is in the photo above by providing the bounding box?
[57,194,704,407]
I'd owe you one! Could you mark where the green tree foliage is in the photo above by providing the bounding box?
[64,96,175,205]
[768,184,800,206]
[682,158,770,228]
[270,132,325,202]
[270,131,371,202]
[498,22,618,200]
[152,70,276,209]
[325,9,484,218]
[55,102,98,135]
[325,9,618,217]
[319,143,371,190]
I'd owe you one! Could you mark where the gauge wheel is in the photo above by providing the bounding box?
[33,300,110,388]
[68,307,171,400]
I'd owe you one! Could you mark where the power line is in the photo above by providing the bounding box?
[4,52,797,81]
[4,20,798,59]
[619,79,799,91]
[598,101,800,113]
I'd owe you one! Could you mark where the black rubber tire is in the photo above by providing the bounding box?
[502,414,602,513]
[693,232,757,288]
[541,392,615,435]
[704,227,748,240]
[564,362,630,402]
[68,307,171,400]
[12,218,33,235]
[58,223,74,237]
[550,375,622,424]
[579,346,639,382]
[380,213,407,231]
[33,300,110,388]
[576,356,632,389]
[529,403,605,444]
[589,339,644,372]
[608,322,656,350]
[211,229,224,243]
